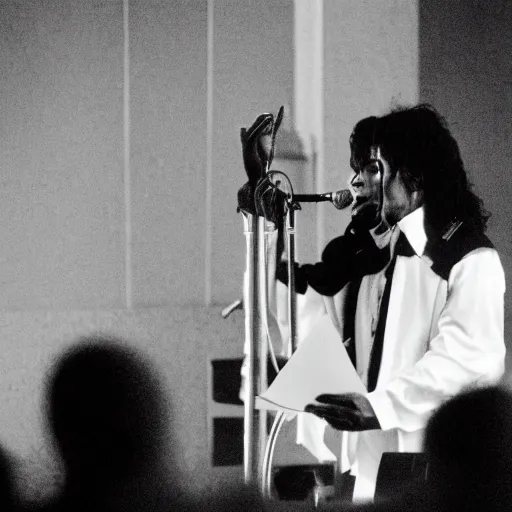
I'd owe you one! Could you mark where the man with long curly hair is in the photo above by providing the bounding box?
[305,104,506,502]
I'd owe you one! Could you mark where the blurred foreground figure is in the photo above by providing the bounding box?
[40,336,190,512]
[423,385,512,512]
[0,444,18,511]
[340,386,512,512]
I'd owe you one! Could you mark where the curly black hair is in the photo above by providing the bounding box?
[349,115,379,171]
[376,104,490,233]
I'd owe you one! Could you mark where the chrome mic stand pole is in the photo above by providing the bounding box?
[242,211,266,485]
[286,201,299,355]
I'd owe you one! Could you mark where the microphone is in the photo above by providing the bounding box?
[293,189,353,210]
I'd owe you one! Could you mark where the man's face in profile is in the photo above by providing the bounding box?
[348,158,382,230]
[380,155,422,227]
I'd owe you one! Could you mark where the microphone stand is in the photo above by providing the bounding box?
[241,169,322,496]
[242,211,267,485]
[262,192,300,497]
[285,198,299,356]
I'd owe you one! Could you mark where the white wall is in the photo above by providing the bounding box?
[322,0,419,247]
[0,0,125,310]
[0,0,295,499]
[210,0,295,304]
[130,0,209,307]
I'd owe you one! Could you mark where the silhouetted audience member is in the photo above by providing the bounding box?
[421,385,512,512]
[336,386,512,512]
[0,444,18,511]
[37,335,192,512]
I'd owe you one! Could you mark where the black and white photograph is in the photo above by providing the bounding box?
[0,1,511,511]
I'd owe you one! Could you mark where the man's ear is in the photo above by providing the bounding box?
[402,168,423,192]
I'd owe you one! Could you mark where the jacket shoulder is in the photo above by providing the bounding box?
[430,223,494,280]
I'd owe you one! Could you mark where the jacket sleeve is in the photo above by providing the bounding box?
[367,248,506,432]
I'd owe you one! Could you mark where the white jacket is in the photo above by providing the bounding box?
[268,206,506,501]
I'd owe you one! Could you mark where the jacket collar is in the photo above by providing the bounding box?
[370,223,393,250]
[397,206,427,257]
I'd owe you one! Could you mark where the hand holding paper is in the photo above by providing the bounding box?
[256,315,366,413]
[305,393,381,431]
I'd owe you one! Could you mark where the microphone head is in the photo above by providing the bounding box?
[332,189,353,210]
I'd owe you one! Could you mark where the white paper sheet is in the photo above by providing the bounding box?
[256,314,366,412]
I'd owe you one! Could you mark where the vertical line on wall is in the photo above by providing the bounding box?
[294,0,325,258]
[205,0,214,306]
[314,0,325,257]
[123,0,133,309]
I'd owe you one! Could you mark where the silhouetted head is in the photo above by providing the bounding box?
[45,336,170,491]
[0,445,16,511]
[424,386,512,512]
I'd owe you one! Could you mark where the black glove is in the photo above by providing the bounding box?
[240,106,284,186]
[237,177,287,224]
[237,106,285,221]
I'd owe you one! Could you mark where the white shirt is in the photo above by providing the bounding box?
[268,206,506,501]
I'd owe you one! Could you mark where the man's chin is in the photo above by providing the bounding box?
[351,204,381,231]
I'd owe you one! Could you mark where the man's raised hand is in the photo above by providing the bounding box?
[238,106,285,221]
[240,106,284,185]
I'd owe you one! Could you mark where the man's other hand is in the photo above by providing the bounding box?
[305,392,381,431]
